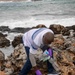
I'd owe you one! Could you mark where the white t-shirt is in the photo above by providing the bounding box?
[22,28,54,54]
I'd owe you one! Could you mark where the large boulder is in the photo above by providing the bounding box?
[0,26,10,32]
[0,37,10,48]
[4,44,27,75]
[50,34,75,75]
[12,35,23,47]
[49,24,64,34]
[0,32,10,48]
[4,44,45,75]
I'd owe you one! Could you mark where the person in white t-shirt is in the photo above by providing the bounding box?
[19,28,57,75]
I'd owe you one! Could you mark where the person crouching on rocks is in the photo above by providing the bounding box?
[19,28,58,75]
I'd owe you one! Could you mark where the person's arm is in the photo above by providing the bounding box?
[29,49,42,75]
[40,47,53,62]
[40,48,60,72]
[40,45,50,52]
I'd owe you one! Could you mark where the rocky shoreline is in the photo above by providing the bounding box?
[0,24,75,75]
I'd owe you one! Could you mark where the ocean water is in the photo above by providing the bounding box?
[0,0,75,29]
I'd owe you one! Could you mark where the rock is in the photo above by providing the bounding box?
[0,51,5,71]
[4,60,14,75]
[66,25,75,31]
[32,0,42,1]
[0,26,10,32]
[51,34,65,50]
[73,57,75,65]
[12,35,23,47]
[50,33,75,75]
[69,30,74,37]
[34,24,46,28]
[0,71,6,75]
[71,43,75,47]
[0,51,5,61]
[0,32,7,37]
[0,37,10,48]
[0,32,10,47]
[4,44,27,75]
[1,25,75,75]
[49,24,64,34]
[61,27,70,36]
[11,27,32,33]
[54,38,64,45]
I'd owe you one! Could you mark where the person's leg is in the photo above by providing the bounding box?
[47,60,56,73]
[19,46,32,75]
[47,48,58,74]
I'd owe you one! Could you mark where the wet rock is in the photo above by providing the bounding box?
[0,32,9,48]
[66,25,75,31]
[11,27,32,33]
[0,32,7,37]
[0,26,10,32]
[12,35,23,47]
[0,37,10,48]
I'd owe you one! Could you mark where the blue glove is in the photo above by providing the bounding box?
[35,70,42,75]
[48,48,53,58]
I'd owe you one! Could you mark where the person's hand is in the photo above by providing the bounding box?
[35,70,42,75]
[40,50,50,62]
[48,48,53,58]
[40,48,53,62]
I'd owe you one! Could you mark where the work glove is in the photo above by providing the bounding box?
[35,70,42,75]
[48,48,53,58]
